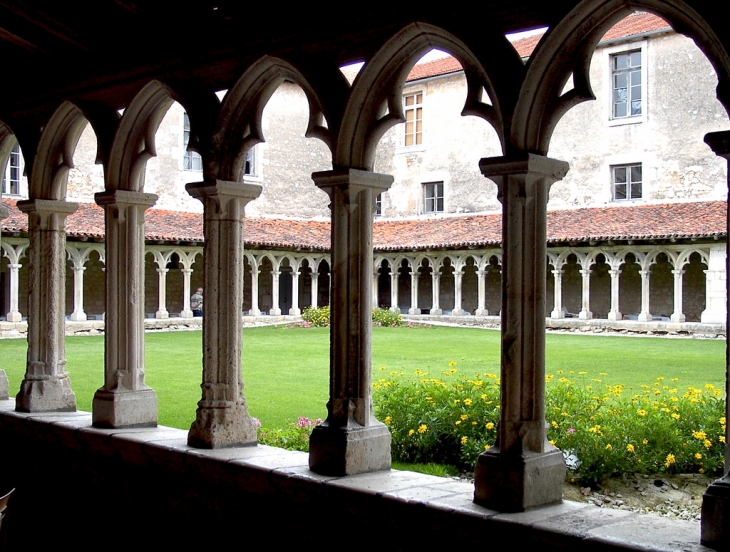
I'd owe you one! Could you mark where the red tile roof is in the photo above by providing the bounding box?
[2,199,725,252]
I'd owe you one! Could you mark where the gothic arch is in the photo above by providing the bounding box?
[0,121,17,177]
[512,0,730,153]
[210,56,332,182]
[336,22,519,169]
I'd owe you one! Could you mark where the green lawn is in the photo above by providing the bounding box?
[0,325,725,429]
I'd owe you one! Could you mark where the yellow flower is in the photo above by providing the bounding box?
[720,417,726,426]
[463,398,473,406]
[720,436,726,444]
[551,421,559,429]
[578,371,587,375]
[671,413,680,420]
[454,399,461,404]
[695,453,703,459]
[637,410,647,417]
[408,429,415,436]
[700,468,705,474]
[549,440,556,446]
[418,424,427,434]
[460,414,469,421]
[665,454,676,468]
[626,444,635,453]
[693,430,707,440]
[384,416,392,425]
[485,422,495,430]
[472,421,477,426]
[461,436,468,445]
[704,439,712,449]
[455,421,461,425]
[605,444,613,450]
[480,394,488,400]
[643,439,648,445]
[484,445,491,450]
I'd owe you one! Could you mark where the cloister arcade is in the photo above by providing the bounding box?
[1,0,730,548]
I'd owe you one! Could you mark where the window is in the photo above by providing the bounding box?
[404,92,422,146]
[2,144,21,195]
[375,193,382,216]
[423,181,443,213]
[612,164,642,200]
[183,112,202,171]
[611,50,642,119]
[244,147,256,177]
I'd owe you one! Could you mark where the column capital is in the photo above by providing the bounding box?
[580,268,592,276]
[94,189,157,209]
[551,269,564,276]
[479,152,569,181]
[312,168,393,197]
[185,179,262,204]
[704,130,730,158]
[17,198,79,217]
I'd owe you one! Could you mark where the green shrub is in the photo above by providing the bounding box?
[301,305,330,327]
[256,416,322,451]
[373,365,726,485]
[372,307,403,327]
[300,305,403,327]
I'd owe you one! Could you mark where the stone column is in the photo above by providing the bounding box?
[250,269,261,315]
[474,268,488,316]
[408,270,419,315]
[69,262,87,321]
[430,270,442,315]
[310,272,319,309]
[372,270,379,309]
[186,180,262,448]
[607,268,622,321]
[701,244,727,324]
[309,168,393,475]
[0,203,7,399]
[290,270,301,316]
[92,190,158,428]
[452,269,465,316]
[15,199,78,412]
[700,130,730,549]
[671,269,686,323]
[389,270,399,313]
[474,153,568,512]
[5,261,23,322]
[180,267,194,318]
[578,268,592,320]
[270,269,281,315]
[550,269,565,319]
[156,267,169,319]
[637,269,652,322]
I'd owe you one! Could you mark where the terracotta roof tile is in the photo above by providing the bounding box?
[2,199,725,252]
[406,56,463,82]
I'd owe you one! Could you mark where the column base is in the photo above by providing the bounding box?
[702,476,730,549]
[187,401,258,448]
[180,309,193,318]
[637,312,652,322]
[607,311,622,321]
[270,308,282,316]
[69,311,87,321]
[309,422,391,476]
[473,447,566,512]
[671,313,686,323]
[578,310,592,320]
[430,308,443,315]
[408,307,419,315]
[389,306,399,313]
[289,307,301,316]
[550,309,565,319]
[155,310,169,319]
[6,311,22,322]
[16,374,76,412]
[0,370,8,400]
[92,387,157,428]
[474,308,489,316]
[451,308,465,316]
[249,308,261,316]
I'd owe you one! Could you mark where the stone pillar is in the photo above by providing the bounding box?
[578,268,592,320]
[5,262,22,322]
[701,130,730,549]
[250,269,261,315]
[0,203,7,399]
[550,269,565,319]
[270,270,281,315]
[671,269,686,323]
[155,267,169,319]
[607,268,622,321]
[452,269,465,316]
[186,180,262,448]
[637,269,652,322]
[474,153,568,512]
[408,270,419,315]
[475,268,488,316]
[92,190,158,428]
[430,270,442,315]
[389,270,399,313]
[310,272,319,309]
[290,270,301,316]
[372,270,379,309]
[701,245,727,324]
[309,168,393,476]
[180,267,194,318]
[69,260,88,322]
[15,199,78,412]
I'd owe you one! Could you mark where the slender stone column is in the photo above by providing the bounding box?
[452,269,465,316]
[0,203,8,399]
[92,190,158,428]
[408,270,419,314]
[290,270,301,315]
[309,168,393,475]
[578,268,592,320]
[5,262,23,322]
[156,267,169,319]
[474,268,488,316]
[372,270,379,309]
[186,180,262,448]
[550,269,565,319]
[671,269,686,323]
[701,245,727,323]
[312,269,319,309]
[69,263,87,321]
[15,199,78,412]
[700,130,730,549]
[607,268,622,321]
[180,268,194,318]
[430,270,442,315]
[270,270,282,315]
[389,270,399,313]
[250,269,261,315]
[474,153,568,512]
[637,269,652,322]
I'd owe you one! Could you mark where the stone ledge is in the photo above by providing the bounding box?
[0,400,713,551]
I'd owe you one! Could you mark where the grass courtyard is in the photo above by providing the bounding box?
[0,325,724,430]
